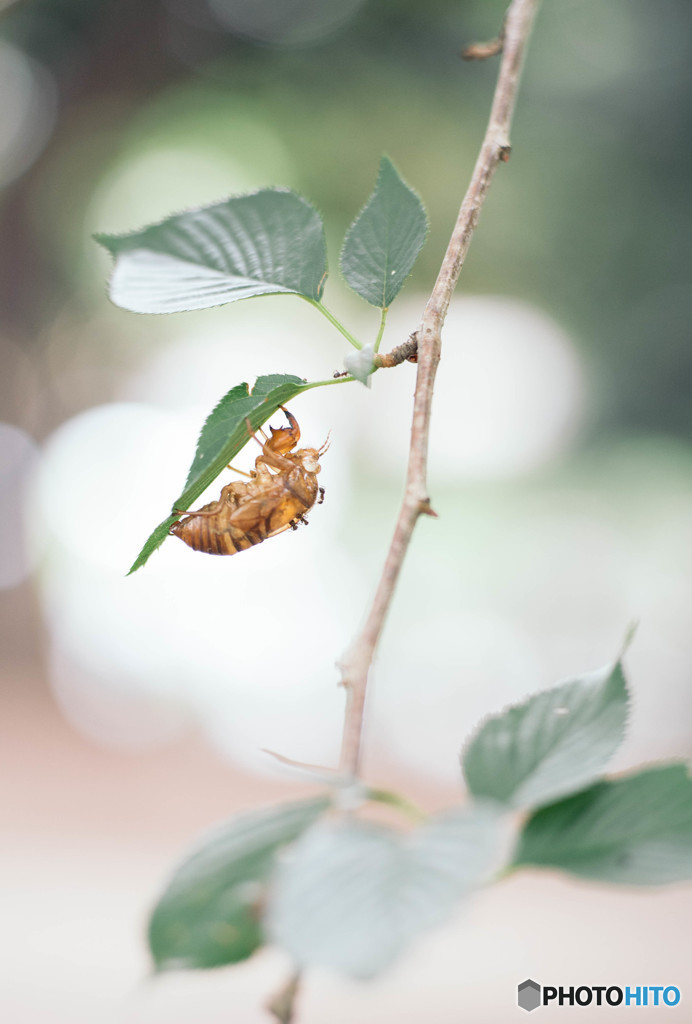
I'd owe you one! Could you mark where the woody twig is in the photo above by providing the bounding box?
[338,0,541,778]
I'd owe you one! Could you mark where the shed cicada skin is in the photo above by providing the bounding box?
[169,408,327,556]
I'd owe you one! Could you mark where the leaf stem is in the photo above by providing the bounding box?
[302,375,357,390]
[337,0,541,780]
[366,787,427,823]
[305,299,363,350]
[373,307,388,354]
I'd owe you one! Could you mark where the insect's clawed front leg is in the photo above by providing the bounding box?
[278,406,300,438]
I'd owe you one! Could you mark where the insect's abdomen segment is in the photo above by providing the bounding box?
[170,515,271,556]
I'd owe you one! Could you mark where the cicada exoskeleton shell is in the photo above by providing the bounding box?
[169,408,326,556]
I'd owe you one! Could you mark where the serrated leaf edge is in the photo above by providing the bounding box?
[339,155,428,309]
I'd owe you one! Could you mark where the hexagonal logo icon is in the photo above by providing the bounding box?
[518,979,541,1012]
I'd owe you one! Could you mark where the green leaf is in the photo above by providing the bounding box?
[129,373,312,574]
[148,796,328,972]
[461,661,628,809]
[340,156,428,308]
[513,764,692,885]
[96,189,327,314]
[267,804,506,979]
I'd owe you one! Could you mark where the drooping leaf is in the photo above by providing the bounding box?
[513,764,692,885]
[149,796,328,971]
[340,156,428,308]
[96,189,327,314]
[267,804,506,979]
[461,661,628,809]
[129,373,312,574]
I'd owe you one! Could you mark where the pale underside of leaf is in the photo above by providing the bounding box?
[108,250,299,313]
[267,805,507,979]
[97,189,328,314]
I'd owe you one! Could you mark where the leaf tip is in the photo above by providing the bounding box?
[340,155,428,309]
[619,620,639,659]
[378,152,396,174]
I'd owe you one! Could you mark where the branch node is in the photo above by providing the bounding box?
[499,144,512,162]
[461,12,507,62]
[461,37,504,61]
[374,332,418,369]
[419,499,439,518]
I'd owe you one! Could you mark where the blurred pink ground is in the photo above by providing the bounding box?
[2,585,691,1024]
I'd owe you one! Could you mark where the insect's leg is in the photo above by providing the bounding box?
[278,406,300,438]
[266,522,299,539]
[173,496,227,518]
[286,511,309,532]
[226,464,252,477]
[318,487,325,505]
[173,507,219,518]
[245,417,267,450]
[257,446,296,473]
[259,408,300,460]
[244,418,281,476]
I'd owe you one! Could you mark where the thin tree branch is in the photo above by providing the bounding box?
[338,0,541,778]
[373,332,419,368]
[266,971,301,1024]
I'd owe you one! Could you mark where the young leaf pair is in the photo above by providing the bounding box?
[96,155,427,330]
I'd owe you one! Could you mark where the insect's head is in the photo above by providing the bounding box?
[298,448,322,473]
[298,433,330,473]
